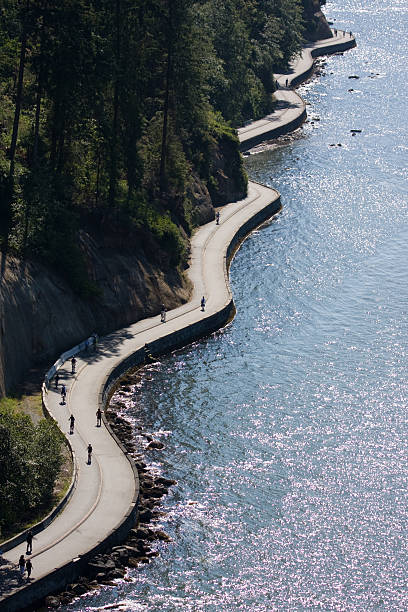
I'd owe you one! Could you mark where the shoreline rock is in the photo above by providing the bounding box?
[39,402,175,609]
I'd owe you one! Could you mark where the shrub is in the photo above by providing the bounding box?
[0,399,64,537]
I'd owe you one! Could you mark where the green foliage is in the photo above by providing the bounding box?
[204,0,304,124]
[0,398,64,535]
[128,196,187,266]
[0,0,307,284]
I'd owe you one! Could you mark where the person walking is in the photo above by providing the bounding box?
[25,558,32,579]
[285,78,289,87]
[160,304,166,323]
[71,356,76,374]
[26,530,33,554]
[87,444,93,465]
[54,373,60,388]
[201,296,206,311]
[215,211,220,225]
[61,384,67,404]
[96,408,102,427]
[91,332,98,352]
[69,414,75,435]
[18,555,25,577]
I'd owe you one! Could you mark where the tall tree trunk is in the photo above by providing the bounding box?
[9,1,30,181]
[159,1,173,194]
[23,28,45,257]
[50,96,59,168]
[4,1,30,258]
[95,148,101,208]
[32,32,44,167]
[109,0,121,209]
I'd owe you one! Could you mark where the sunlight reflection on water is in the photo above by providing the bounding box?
[65,1,408,610]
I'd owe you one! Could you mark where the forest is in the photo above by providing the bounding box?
[0,0,311,294]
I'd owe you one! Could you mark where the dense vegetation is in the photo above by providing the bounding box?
[0,0,307,294]
[0,398,64,538]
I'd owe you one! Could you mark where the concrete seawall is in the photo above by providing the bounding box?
[290,36,356,87]
[0,28,356,612]
[0,505,138,612]
[100,193,283,401]
[0,187,281,612]
[239,108,307,152]
[239,32,356,151]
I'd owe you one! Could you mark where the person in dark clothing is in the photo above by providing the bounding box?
[201,296,206,311]
[160,305,166,323]
[71,356,76,374]
[61,384,67,404]
[96,408,102,427]
[69,414,75,435]
[18,555,25,576]
[25,558,33,579]
[87,444,93,464]
[26,530,33,554]
[54,373,60,388]
[91,332,98,352]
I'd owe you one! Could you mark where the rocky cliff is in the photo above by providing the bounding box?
[302,0,333,41]
[0,152,246,396]
[0,247,189,395]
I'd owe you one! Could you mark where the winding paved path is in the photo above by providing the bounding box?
[239,30,356,150]
[0,27,356,611]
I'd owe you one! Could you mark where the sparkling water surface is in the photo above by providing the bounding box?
[66,1,408,610]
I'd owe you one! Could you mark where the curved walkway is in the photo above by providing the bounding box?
[238,29,356,150]
[0,28,355,612]
[0,180,281,611]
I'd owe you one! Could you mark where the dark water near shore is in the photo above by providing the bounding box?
[67,1,408,610]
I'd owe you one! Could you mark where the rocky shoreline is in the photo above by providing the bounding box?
[41,371,175,609]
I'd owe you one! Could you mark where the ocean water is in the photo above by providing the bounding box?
[66,1,408,610]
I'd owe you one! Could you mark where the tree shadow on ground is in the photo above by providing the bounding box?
[0,557,28,597]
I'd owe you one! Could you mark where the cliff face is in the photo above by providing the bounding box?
[0,246,189,395]
[0,148,247,396]
[302,0,333,41]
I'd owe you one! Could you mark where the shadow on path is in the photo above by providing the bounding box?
[0,558,28,597]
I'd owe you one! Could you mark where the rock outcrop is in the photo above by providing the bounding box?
[302,0,333,42]
[0,248,189,395]
[0,139,246,396]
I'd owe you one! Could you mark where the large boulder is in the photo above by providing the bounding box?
[87,558,116,575]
